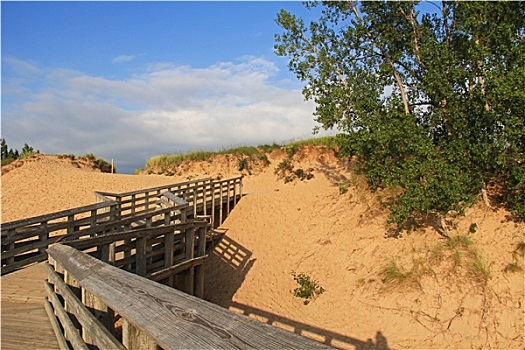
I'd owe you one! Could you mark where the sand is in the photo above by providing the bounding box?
[2,153,524,349]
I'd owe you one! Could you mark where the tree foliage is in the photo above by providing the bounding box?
[0,139,37,166]
[276,1,525,228]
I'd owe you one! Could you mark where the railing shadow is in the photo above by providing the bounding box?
[204,233,390,350]
[229,301,390,350]
[203,233,256,306]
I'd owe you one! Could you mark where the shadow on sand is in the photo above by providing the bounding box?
[204,233,390,350]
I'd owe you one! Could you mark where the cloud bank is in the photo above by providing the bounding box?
[2,56,324,173]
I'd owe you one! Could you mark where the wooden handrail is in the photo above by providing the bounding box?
[46,244,332,350]
[1,201,118,231]
[94,177,214,198]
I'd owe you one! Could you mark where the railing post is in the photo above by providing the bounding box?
[82,288,115,343]
[193,188,197,218]
[203,180,208,217]
[64,269,82,334]
[136,237,147,277]
[194,224,206,298]
[174,226,195,295]
[100,243,116,265]
[39,221,49,255]
[219,183,224,225]
[122,319,157,350]
[164,227,175,287]
[211,182,216,229]
[226,180,230,218]
[131,194,136,216]
[66,214,75,238]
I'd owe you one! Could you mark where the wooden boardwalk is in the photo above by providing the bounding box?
[1,262,59,349]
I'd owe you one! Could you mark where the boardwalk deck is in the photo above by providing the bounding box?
[1,263,59,349]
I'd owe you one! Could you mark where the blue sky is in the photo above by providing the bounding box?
[2,1,327,173]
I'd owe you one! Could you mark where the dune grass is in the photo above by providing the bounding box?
[142,136,338,173]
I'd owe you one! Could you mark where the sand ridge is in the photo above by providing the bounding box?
[2,153,524,349]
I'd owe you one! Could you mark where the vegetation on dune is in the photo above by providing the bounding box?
[1,139,115,173]
[379,233,493,290]
[58,153,115,173]
[276,1,525,230]
[1,138,40,166]
[141,137,338,176]
[291,271,325,305]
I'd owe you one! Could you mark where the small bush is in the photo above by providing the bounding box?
[238,158,249,172]
[275,159,293,175]
[291,271,325,305]
[94,158,114,173]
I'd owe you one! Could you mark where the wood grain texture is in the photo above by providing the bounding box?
[1,300,61,350]
[48,244,333,350]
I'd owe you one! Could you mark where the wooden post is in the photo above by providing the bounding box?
[131,194,136,216]
[219,184,224,225]
[233,179,238,206]
[193,188,197,218]
[194,225,206,298]
[211,182,216,229]
[136,237,147,277]
[38,222,49,255]
[123,237,132,271]
[203,181,208,217]
[122,319,157,350]
[100,243,116,265]
[174,227,195,295]
[82,288,115,343]
[66,214,75,237]
[226,180,231,218]
[7,230,15,265]
[64,269,82,333]
[89,209,97,237]
[164,228,175,287]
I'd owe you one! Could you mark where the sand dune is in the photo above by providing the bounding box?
[2,153,523,349]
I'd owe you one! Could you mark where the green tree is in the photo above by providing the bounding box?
[20,143,39,157]
[276,1,525,229]
[1,138,20,166]
[1,138,8,159]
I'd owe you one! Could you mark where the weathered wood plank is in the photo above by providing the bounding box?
[1,201,118,231]
[45,281,89,350]
[95,177,213,198]
[48,244,333,350]
[45,263,125,350]
[1,299,60,350]
[44,298,70,350]
[147,256,206,281]
[1,251,48,275]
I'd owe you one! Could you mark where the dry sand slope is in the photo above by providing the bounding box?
[2,153,524,349]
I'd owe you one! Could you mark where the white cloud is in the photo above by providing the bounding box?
[2,56,325,173]
[2,56,41,76]
[112,55,136,63]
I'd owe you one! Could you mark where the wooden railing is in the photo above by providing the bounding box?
[1,176,242,275]
[95,176,243,228]
[64,219,208,296]
[1,202,118,275]
[45,244,333,350]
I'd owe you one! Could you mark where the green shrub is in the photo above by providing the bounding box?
[291,271,325,305]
